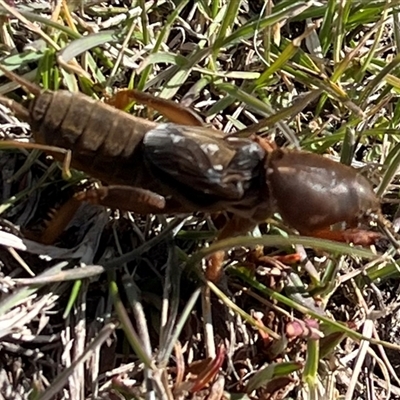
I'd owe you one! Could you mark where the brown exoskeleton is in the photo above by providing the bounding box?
[0,64,382,280]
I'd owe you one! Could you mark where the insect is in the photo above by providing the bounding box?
[0,64,382,278]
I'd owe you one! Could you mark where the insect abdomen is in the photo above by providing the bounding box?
[30,90,159,186]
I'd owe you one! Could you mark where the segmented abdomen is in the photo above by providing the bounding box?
[29,90,158,187]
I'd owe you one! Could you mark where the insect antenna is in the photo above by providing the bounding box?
[0,63,42,96]
[0,63,42,122]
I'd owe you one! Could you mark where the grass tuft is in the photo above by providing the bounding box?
[0,0,400,398]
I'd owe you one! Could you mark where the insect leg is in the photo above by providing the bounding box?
[252,135,277,153]
[206,215,258,282]
[304,228,381,246]
[74,186,169,214]
[23,197,82,245]
[28,187,189,245]
[108,89,204,126]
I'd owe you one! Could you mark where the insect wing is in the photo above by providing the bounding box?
[142,124,265,200]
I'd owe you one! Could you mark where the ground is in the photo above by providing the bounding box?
[0,1,400,399]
